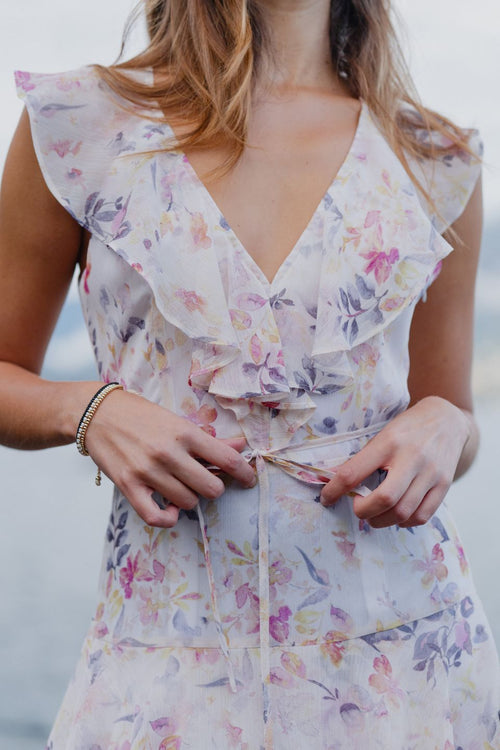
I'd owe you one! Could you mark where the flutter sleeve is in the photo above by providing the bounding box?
[14,67,125,229]
[409,127,483,235]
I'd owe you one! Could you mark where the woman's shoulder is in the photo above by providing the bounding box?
[15,66,100,102]
[13,65,154,231]
[395,108,483,234]
[412,126,482,234]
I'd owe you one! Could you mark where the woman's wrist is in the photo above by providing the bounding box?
[50,379,111,444]
[416,395,478,479]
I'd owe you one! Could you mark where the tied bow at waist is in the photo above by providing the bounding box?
[195,420,388,737]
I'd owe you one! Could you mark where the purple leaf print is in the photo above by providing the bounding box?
[347,283,362,311]
[236,584,250,608]
[330,606,353,632]
[349,318,359,344]
[93,198,105,214]
[116,636,152,648]
[85,191,99,215]
[455,619,473,655]
[172,609,201,637]
[268,367,288,385]
[298,588,330,611]
[198,676,242,688]
[227,540,246,557]
[116,544,131,567]
[242,362,261,375]
[339,287,350,312]
[340,703,364,729]
[460,596,474,618]
[361,630,399,649]
[236,293,268,310]
[474,624,489,644]
[355,273,375,299]
[430,516,450,542]
[293,372,310,391]
[95,210,119,222]
[39,102,86,116]
[296,546,329,586]
[413,630,440,661]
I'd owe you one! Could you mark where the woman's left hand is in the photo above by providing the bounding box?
[320,396,473,528]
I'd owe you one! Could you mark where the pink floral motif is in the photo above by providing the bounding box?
[119,551,163,599]
[14,71,35,92]
[48,139,82,158]
[280,651,307,678]
[319,631,346,667]
[194,649,220,665]
[413,543,448,587]
[368,654,405,708]
[66,167,83,183]
[223,720,248,748]
[174,288,206,313]
[270,605,292,643]
[160,171,176,203]
[269,556,293,587]
[181,397,218,436]
[55,76,81,91]
[81,262,91,294]
[138,588,166,625]
[190,212,212,249]
[454,619,472,654]
[380,295,405,312]
[269,666,295,688]
[362,246,400,284]
[455,538,469,575]
[150,717,178,738]
[234,582,260,634]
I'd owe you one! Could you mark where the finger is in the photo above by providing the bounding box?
[349,464,416,519]
[219,436,247,452]
[146,466,207,508]
[320,435,392,506]
[189,431,256,488]
[163,453,227,501]
[364,475,433,528]
[398,485,448,528]
[127,485,181,529]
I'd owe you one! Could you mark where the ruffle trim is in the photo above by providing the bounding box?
[18,68,459,404]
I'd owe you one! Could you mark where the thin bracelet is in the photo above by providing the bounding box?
[76,382,123,485]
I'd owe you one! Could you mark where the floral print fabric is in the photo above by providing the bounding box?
[16,67,498,749]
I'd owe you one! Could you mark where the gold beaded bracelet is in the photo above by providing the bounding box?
[76,382,123,485]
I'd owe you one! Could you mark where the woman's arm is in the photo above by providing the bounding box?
[407,178,483,478]
[0,112,255,526]
[0,109,98,448]
[320,176,483,526]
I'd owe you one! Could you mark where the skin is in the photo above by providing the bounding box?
[0,0,481,530]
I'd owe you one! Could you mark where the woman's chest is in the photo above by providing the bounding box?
[176,96,362,285]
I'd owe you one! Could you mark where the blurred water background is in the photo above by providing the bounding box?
[0,1,499,747]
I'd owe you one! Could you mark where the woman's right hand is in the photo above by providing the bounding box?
[85,388,256,528]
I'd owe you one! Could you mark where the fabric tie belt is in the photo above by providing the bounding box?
[195,420,387,740]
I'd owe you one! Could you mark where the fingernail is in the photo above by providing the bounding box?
[245,474,257,489]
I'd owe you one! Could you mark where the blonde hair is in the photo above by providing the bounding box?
[96,0,476,196]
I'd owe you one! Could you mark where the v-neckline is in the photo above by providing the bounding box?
[165,99,365,291]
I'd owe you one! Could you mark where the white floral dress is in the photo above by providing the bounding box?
[16,67,499,750]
